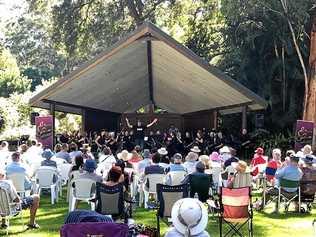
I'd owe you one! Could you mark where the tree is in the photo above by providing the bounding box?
[5,14,66,90]
[0,49,30,97]
[304,6,316,122]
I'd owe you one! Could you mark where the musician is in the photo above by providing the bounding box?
[125,118,158,149]
[144,131,156,150]
[59,131,69,144]
[195,131,205,153]
[239,128,251,159]
[107,132,119,154]
[95,129,108,150]
[122,131,134,152]
[154,130,164,149]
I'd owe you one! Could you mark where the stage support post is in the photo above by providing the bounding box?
[49,103,56,147]
[81,108,86,134]
[242,106,248,131]
[213,110,218,130]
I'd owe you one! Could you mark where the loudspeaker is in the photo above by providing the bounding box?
[255,114,264,128]
[30,112,39,125]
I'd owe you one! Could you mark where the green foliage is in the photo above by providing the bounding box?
[0,49,30,97]
[5,14,66,90]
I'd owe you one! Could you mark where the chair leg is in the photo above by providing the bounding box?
[144,191,149,209]
[219,217,222,237]
[91,201,95,211]
[70,198,76,212]
[157,214,160,237]
[51,187,55,205]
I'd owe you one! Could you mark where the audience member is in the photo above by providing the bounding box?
[0,169,40,229]
[165,198,209,237]
[183,152,198,174]
[41,149,57,168]
[79,159,103,183]
[56,143,71,163]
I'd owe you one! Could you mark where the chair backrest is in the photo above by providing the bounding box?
[36,166,58,188]
[60,163,73,183]
[53,157,67,165]
[210,166,222,184]
[7,173,25,192]
[233,172,252,188]
[279,178,300,189]
[189,173,212,202]
[157,183,189,218]
[72,178,96,199]
[167,171,187,186]
[69,170,81,180]
[60,222,128,237]
[220,187,251,221]
[145,174,166,193]
[95,182,124,216]
[0,187,11,216]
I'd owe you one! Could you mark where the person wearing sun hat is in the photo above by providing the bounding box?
[209,151,221,168]
[137,149,152,173]
[261,155,303,212]
[227,160,252,189]
[190,146,201,154]
[41,149,57,168]
[117,150,133,162]
[300,154,316,197]
[250,147,267,177]
[79,159,102,183]
[219,146,231,162]
[165,198,210,237]
[183,152,198,174]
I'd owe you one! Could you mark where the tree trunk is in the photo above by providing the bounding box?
[304,9,316,122]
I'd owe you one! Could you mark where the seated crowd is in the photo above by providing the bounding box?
[0,128,316,236]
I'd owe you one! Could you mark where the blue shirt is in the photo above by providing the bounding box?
[6,162,28,175]
[55,151,72,163]
[167,164,186,172]
[275,164,303,192]
[137,158,152,173]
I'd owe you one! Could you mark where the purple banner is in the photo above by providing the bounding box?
[295,120,314,151]
[35,116,53,150]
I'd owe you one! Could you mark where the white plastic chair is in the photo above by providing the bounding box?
[53,157,67,166]
[209,166,222,188]
[67,170,81,203]
[59,163,73,185]
[166,171,187,186]
[0,187,23,235]
[143,174,165,208]
[69,178,96,212]
[7,173,30,198]
[35,166,59,204]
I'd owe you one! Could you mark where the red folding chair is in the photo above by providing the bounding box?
[219,187,253,237]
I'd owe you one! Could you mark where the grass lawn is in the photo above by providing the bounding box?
[2,191,316,237]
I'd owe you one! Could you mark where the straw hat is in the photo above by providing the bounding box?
[199,155,209,166]
[302,145,312,155]
[219,146,230,154]
[117,150,133,161]
[171,198,208,236]
[232,160,250,173]
[158,147,168,155]
[190,146,201,153]
[185,152,198,162]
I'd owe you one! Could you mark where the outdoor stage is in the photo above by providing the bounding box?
[29,22,266,136]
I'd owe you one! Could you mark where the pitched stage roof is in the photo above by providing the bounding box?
[29,22,267,115]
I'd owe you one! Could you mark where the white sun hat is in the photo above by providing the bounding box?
[117,150,133,161]
[158,147,168,155]
[190,146,201,153]
[171,198,208,236]
[219,146,230,154]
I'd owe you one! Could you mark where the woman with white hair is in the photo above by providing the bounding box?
[183,152,198,174]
